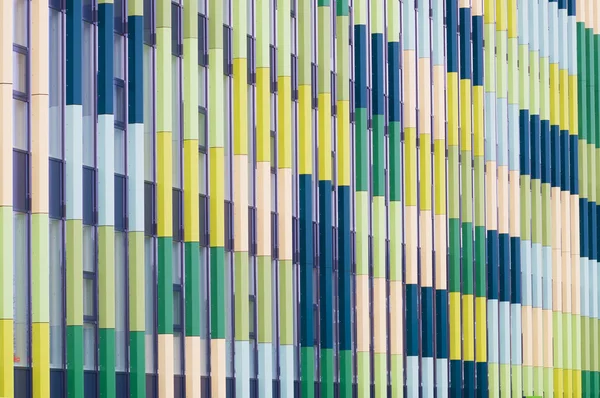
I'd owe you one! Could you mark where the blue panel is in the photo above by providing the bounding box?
[84,371,98,398]
[530,115,541,180]
[446,0,459,73]
[115,175,126,231]
[421,286,434,357]
[98,3,114,115]
[568,0,576,16]
[464,361,475,398]
[435,289,449,358]
[558,0,567,9]
[406,283,419,356]
[459,7,472,80]
[551,125,561,188]
[520,110,530,175]
[450,360,462,396]
[510,236,521,304]
[499,233,511,302]
[175,375,185,398]
[14,367,31,398]
[560,130,570,191]
[570,134,579,194]
[354,25,368,109]
[476,362,488,396]
[116,372,128,398]
[487,230,499,300]
[13,151,29,213]
[541,120,551,184]
[50,159,64,220]
[83,166,96,226]
[66,0,83,105]
[128,16,145,124]
[50,369,65,398]
[299,174,314,348]
[318,180,333,349]
[590,202,597,261]
[581,197,589,258]
[337,186,352,351]
[472,16,484,86]
[388,42,401,122]
[371,34,385,116]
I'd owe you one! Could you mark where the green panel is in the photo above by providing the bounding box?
[98,327,116,398]
[355,108,368,192]
[449,218,461,293]
[320,347,333,398]
[356,351,370,398]
[279,259,294,345]
[257,255,272,343]
[129,331,146,398]
[66,325,84,398]
[339,350,352,398]
[372,115,386,197]
[475,226,486,297]
[210,247,226,339]
[157,237,173,335]
[373,353,386,396]
[185,242,201,336]
[462,222,474,295]
[301,346,315,398]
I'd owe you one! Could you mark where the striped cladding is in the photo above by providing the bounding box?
[3,0,600,397]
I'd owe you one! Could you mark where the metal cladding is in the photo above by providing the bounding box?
[3,0,600,397]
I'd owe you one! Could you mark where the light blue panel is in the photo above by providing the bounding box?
[559,12,568,69]
[65,105,84,220]
[402,1,416,50]
[499,302,511,365]
[497,99,509,167]
[431,0,444,66]
[97,114,115,227]
[548,3,558,64]
[235,341,250,398]
[592,261,598,320]
[258,343,273,398]
[422,357,434,398]
[406,356,419,397]
[279,345,294,397]
[532,243,543,308]
[521,242,532,306]
[508,104,520,171]
[518,0,529,45]
[417,0,430,57]
[127,123,145,232]
[539,0,549,58]
[543,247,553,310]
[581,258,588,317]
[568,19,577,75]
[436,358,448,398]
[530,0,539,52]
[511,304,522,365]
[485,93,497,162]
[488,300,499,362]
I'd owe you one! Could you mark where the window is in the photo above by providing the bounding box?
[13,0,27,46]
[49,8,63,160]
[144,0,155,45]
[82,22,96,168]
[13,212,29,367]
[172,2,182,56]
[223,25,232,76]
[49,219,64,368]
[83,0,94,22]
[115,175,127,231]
[115,232,128,371]
[13,99,28,152]
[114,0,125,34]
[198,14,208,66]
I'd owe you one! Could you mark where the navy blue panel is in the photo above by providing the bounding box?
[199,194,208,246]
[450,360,462,396]
[446,0,459,73]
[271,379,280,398]
[175,375,185,398]
[13,151,29,213]
[172,189,182,242]
[472,16,484,86]
[499,233,511,302]
[14,367,31,398]
[570,134,579,194]
[435,289,449,358]
[83,166,96,226]
[50,369,65,398]
[558,0,567,9]
[541,120,551,184]
[299,174,314,347]
[371,34,385,115]
[406,283,419,356]
[354,25,368,108]
[476,362,488,397]
[144,0,153,45]
[459,7,472,80]
[146,374,157,398]
[66,0,83,105]
[530,115,541,180]
[318,180,333,349]
[421,286,434,357]
[551,125,561,188]
[487,230,499,300]
[98,3,114,115]
[464,361,475,397]
[145,182,155,236]
[561,130,570,191]
[116,372,128,398]
[115,175,126,231]
[597,205,600,264]
[128,16,144,124]
[580,198,588,257]
[337,186,352,351]
[568,0,576,16]
[590,202,597,261]
[388,42,401,122]
[510,236,521,304]
[84,371,97,398]
[50,159,64,220]
[520,110,530,175]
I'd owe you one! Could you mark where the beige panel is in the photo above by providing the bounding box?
[0,0,12,84]
[234,155,249,252]
[485,163,498,230]
[373,278,386,353]
[405,206,418,284]
[434,214,447,289]
[0,84,12,206]
[552,249,562,311]
[543,309,554,367]
[403,51,416,128]
[211,339,226,398]
[356,275,370,352]
[158,334,174,398]
[256,162,271,256]
[31,94,49,214]
[433,66,445,140]
[561,191,570,251]
[522,306,532,366]
[509,170,520,237]
[472,0,483,16]
[420,210,433,287]
[572,255,580,314]
[278,169,292,261]
[552,189,562,248]
[571,196,580,255]
[418,59,431,136]
[533,307,543,367]
[389,281,403,355]
[497,166,509,233]
[30,0,49,96]
[185,336,201,398]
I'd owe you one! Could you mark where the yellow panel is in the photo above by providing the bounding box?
[449,292,462,360]
[298,85,313,175]
[278,77,292,169]
[32,322,50,398]
[559,70,569,131]
[209,147,225,248]
[447,73,459,147]
[570,75,578,136]
[460,79,472,151]
[419,134,432,211]
[507,0,517,38]
[184,141,199,242]
[462,294,475,361]
[0,319,13,398]
[338,100,350,186]
[256,68,270,162]
[549,63,559,126]
[233,59,248,156]
[318,93,332,182]
[476,297,487,362]
[158,334,174,398]
[31,94,49,214]
[234,155,249,252]
[473,86,484,157]
[157,132,173,238]
[0,84,12,206]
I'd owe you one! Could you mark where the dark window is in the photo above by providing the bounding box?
[247,35,256,84]
[144,0,155,45]
[248,206,257,256]
[115,174,127,231]
[224,201,233,251]
[270,45,277,93]
[198,14,208,66]
[114,79,126,128]
[83,0,94,22]
[83,167,96,226]
[13,150,29,213]
[199,194,208,246]
[50,0,63,11]
[172,189,183,242]
[311,62,317,109]
[114,0,125,34]
[331,72,337,115]
[223,26,233,76]
[172,3,182,56]
[144,182,155,236]
[49,158,64,220]
[271,212,278,259]
[199,107,208,153]
[292,55,298,101]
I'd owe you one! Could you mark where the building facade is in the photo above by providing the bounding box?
[0,0,596,397]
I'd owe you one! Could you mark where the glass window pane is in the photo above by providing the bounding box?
[174,331,183,375]
[13,212,29,367]
[13,0,27,46]
[173,290,181,326]
[144,0,153,45]
[83,226,95,272]
[49,219,64,368]
[114,127,126,175]
[114,34,125,79]
[172,241,182,284]
[114,84,126,126]
[198,111,206,148]
[198,66,206,107]
[13,51,27,94]
[82,22,96,167]
[83,278,94,317]
[13,99,28,151]
[84,323,96,370]
[199,152,206,195]
[115,232,127,371]
[145,237,156,373]
[49,9,63,160]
